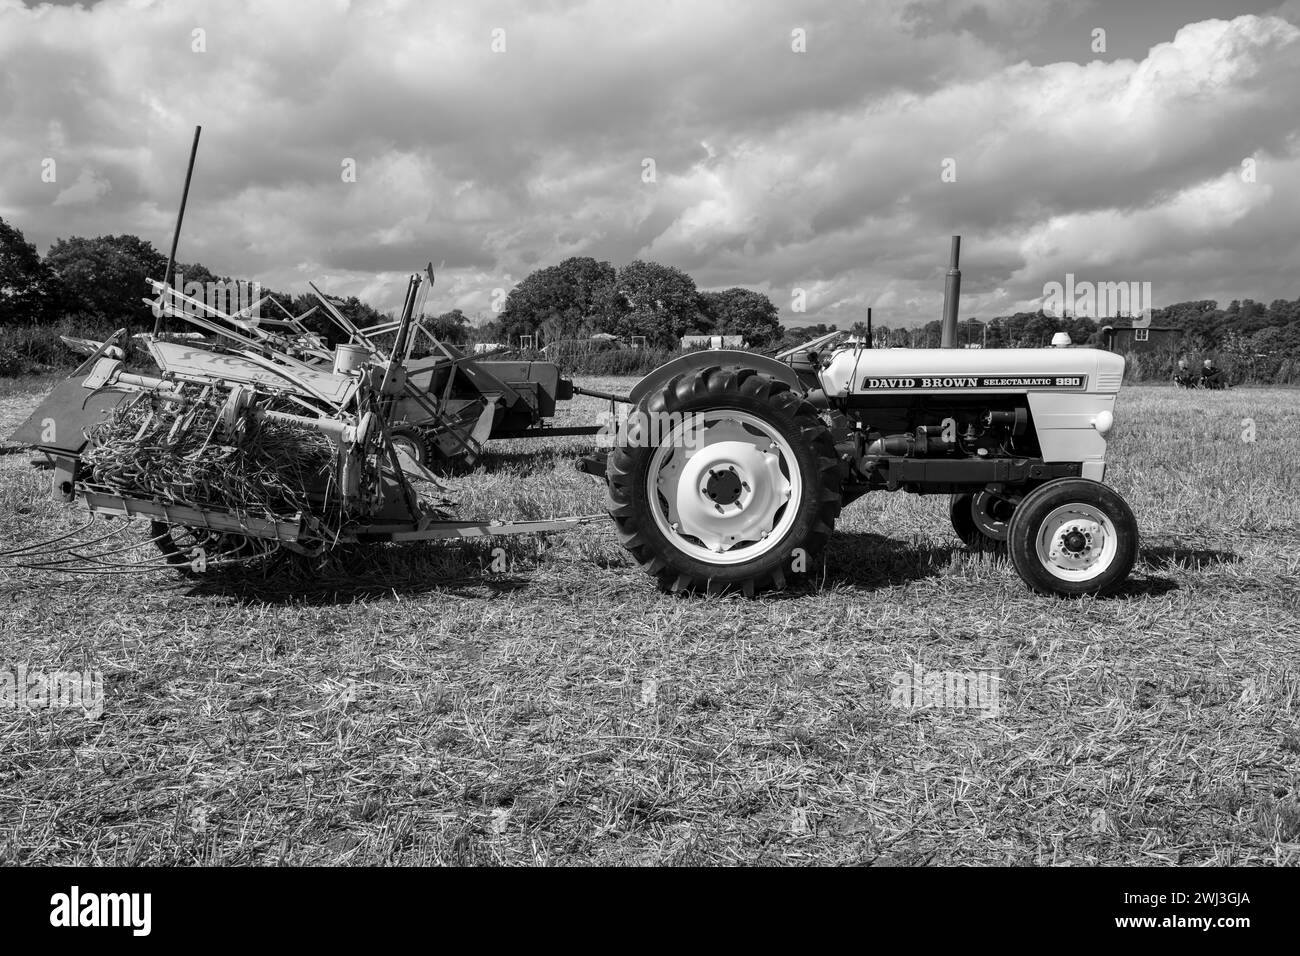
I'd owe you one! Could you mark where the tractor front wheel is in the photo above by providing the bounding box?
[1006,478,1138,597]
[605,367,841,595]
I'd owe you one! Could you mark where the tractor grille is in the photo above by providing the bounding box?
[1097,371,1123,391]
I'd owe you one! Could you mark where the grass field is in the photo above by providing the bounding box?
[1,373,1298,865]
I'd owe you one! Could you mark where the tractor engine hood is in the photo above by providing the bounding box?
[818,347,1125,397]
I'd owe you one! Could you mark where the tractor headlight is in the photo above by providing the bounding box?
[1092,410,1114,436]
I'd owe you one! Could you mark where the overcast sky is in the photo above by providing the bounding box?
[2,0,1298,327]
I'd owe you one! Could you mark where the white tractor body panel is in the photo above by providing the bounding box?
[818,346,1125,472]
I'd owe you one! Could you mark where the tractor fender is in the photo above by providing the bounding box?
[627,350,803,408]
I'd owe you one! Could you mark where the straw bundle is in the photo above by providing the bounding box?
[84,391,338,524]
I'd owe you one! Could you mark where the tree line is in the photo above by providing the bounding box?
[0,219,387,342]
[854,301,1300,382]
[3,215,1298,382]
[0,222,783,351]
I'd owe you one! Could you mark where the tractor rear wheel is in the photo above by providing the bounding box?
[1006,478,1138,597]
[605,367,841,595]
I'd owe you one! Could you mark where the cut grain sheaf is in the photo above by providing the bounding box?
[84,394,336,525]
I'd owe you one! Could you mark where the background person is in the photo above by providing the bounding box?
[1199,358,1225,389]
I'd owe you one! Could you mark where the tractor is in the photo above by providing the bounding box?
[583,238,1139,598]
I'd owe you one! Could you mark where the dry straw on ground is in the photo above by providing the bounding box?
[0,375,1297,864]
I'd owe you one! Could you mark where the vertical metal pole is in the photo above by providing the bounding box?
[155,125,202,336]
[940,235,961,349]
[866,307,872,349]
[390,273,420,363]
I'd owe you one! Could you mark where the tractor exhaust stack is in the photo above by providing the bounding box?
[940,235,961,349]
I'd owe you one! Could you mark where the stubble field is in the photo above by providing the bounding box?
[0,374,1298,865]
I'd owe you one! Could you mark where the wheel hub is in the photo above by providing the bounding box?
[704,467,744,506]
[1062,528,1089,554]
[971,489,1015,541]
[1036,505,1117,581]
[1049,521,1103,570]
[650,414,799,560]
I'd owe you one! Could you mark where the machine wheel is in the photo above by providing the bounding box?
[949,489,1017,550]
[389,424,432,467]
[605,367,841,595]
[1006,479,1138,597]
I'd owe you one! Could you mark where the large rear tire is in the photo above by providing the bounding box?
[1006,478,1138,597]
[605,367,841,595]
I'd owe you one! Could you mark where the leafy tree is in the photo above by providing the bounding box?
[266,291,383,345]
[1062,314,1098,343]
[424,308,469,344]
[0,217,56,325]
[776,323,838,350]
[500,256,618,345]
[333,295,385,334]
[697,288,783,346]
[984,317,1006,348]
[614,260,701,347]
[44,234,167,335]
[956,317,984,346]
[171,261,220,291]
[1021,311,1057,346]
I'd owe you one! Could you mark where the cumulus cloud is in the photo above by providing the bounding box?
[1,0,1297,324]
[51,166,112,206]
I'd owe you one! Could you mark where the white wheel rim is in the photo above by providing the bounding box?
[646,409,802,565]
[1034,503,1118,582]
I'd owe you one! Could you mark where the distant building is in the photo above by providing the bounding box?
[680,334,746,349]
[1101,325,1182,352]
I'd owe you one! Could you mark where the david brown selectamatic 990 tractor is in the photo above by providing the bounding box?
[590,238,1138,598]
